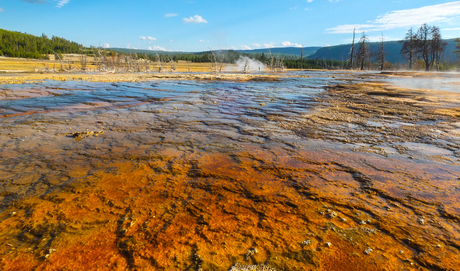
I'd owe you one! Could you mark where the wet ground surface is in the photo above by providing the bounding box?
[0,71,460,270]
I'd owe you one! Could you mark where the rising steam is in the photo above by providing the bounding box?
[225,56,267,73]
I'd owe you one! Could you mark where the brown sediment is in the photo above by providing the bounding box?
[1,146,459,270]
[0,74,460,270]
[0,72,287,85]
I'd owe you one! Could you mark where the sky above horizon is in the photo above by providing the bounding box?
[1,0,460,52]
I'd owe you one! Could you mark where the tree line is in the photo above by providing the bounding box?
[0,29,83,59]
[3,26,460,72]
[400,24,446,71]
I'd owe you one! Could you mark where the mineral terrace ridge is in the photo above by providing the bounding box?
[0,70,460,271]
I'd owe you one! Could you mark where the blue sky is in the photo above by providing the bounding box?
[1,0,460,52]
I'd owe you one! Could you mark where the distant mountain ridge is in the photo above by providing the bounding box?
[113,40,459,65]
[237,47,321,57]
[109,46,322,58]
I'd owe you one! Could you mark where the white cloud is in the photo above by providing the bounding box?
[327,1,460,34]
[264,42,275,48]
[307,0,314,2]
[199,40,209,43]
[164,13,178,17]
[0,8,3,12]
[170,39,174,42]
[21,0,46,3]
[281,41,302,47]
[56,0,69,8]
[183,15,208,23]
[327,24,375,34]
[240,45,251,50]
[148,46,166,51]
[102,43,110,48]
[444,27,460,31]
[252,43,261,48]
[140,36,156,41]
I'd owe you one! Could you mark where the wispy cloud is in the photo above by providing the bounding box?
[56,0,69,8]
[140,36,157,41]
[264,42,275,48]
[199,40,209,43]
[21,0,46,3]
[444,27,460,31]
[252,43,261,48]
[183,15,208,23]
[21,0,69,7]
[149,46,166,51]
[327,1,460,34]
[0,8,3,12]
[240,45,251,50]
[102,43,110,48]
[281,41,302,47]
[164,13,178,17]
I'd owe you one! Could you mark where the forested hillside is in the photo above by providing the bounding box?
[0,29,83,59]
[237,47,321,57]
[308,39,459,64]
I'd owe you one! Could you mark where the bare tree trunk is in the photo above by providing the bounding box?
[378,33,385,71]
[300,47,304,71]
[54,52,64,71]
[268,49,274,72]
[349,28,355,69]
[209,48,219,74]
[81,54,87,72]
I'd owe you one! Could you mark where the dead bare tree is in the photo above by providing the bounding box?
[274,56,285,72]
[348,28,356,69]
[268,49,275,72]
[431,26,447,71]
[53,51,64,71]
[415,23,433,71]
[209,48,219,74]
[356,32,369,70]
[167,56,176,72]
[143,54,150,72]
[400,28,416,70]
[376,33,387,71]
[156,53,163,73]
[300,46,304,71]
[80,54,87,72]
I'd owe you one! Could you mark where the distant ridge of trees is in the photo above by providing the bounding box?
[308,39,458,65]
[0,29,83,59]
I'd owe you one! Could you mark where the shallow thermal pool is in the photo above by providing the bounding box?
[0,72,459,270]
